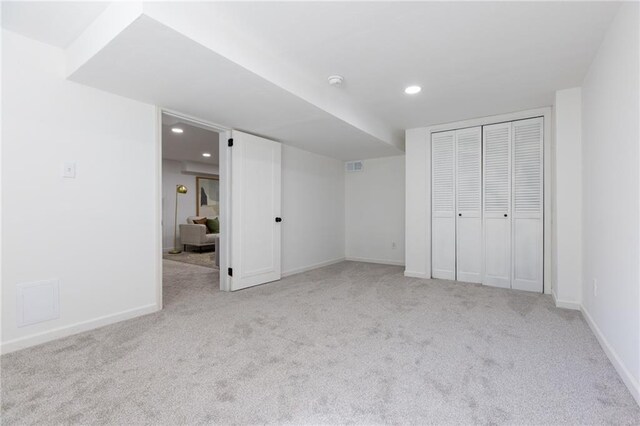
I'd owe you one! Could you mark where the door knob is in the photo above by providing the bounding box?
[275,217,282,223]
[458,213,462,217]
[504,214,508,217]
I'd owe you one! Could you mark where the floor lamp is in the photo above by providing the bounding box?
[169,184,188,254]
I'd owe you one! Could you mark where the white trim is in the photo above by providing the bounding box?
[551,290,581,310]
[1,303,160,355]
[556,300,581,310]
[543,108,552,295]
[581,305,640,406]
[282,258,345,277]
[422,106,552,294]
[425,107,551,134]
[404,271,429,279]
[345,257,405,266]
[155,107,163,310]
[219,130,232,291]
[161,109,230,133]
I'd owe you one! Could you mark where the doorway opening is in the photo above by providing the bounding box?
[160,111,226,302]
[157,109,285,301]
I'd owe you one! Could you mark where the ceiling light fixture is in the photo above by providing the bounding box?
[404,85,422,95]
[328,75,344,86]
[171,127,184,134]
[202,153,211,158]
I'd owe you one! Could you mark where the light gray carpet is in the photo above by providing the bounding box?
[2,261,639,425]
[162,250,217,269]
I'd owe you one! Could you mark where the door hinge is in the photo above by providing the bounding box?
[228,267,233,277]
[228,138,234,147]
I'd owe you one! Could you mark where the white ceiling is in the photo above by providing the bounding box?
[210,1,619,130]
[1,1,109,48]
[68,15,402,160]
[162,115,220,165]
[1,1,622,160]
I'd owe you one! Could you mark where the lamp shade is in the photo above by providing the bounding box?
[176,185,188,194]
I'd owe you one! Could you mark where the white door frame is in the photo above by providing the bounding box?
[156,108,232,305]
[219,128,232,292]
[424,107,552,294]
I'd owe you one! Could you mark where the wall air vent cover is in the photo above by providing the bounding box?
[345,160,364,172]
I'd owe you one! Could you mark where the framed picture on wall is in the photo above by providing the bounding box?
[196,176,219,218]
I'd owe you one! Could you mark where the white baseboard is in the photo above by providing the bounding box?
[404,270,429,279]
[0,303,160,355]
[581,305,640,406]
[282,257,345,278]
[345,256,405,266]
[551,290,581,310]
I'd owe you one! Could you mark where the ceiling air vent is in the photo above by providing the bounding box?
[345,160,364,172]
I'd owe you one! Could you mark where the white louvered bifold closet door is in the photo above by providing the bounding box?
[482,122,512,288]
[431,130,456,280]
[455,127,482,283]
[511,118,543,292]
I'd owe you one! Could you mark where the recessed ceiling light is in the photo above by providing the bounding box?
[171,127,184,134]
[404,85,422,95]
[202,152,211,157]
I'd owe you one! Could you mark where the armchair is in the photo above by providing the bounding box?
[179,216,218,252]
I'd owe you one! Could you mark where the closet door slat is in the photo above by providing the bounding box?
[455,127,482,283]
[482,122,512,288]
[512,117,543,292]
[431,130,456,280]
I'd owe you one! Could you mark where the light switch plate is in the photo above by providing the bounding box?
[62,162,76,178]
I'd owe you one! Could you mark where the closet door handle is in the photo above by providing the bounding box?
[504,214,508,217]
[458,213,462,217]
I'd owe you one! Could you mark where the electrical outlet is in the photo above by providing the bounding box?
[593,278,598,297]
[62,162,76,178]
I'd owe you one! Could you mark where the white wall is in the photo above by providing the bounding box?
[404,128,430,278]
[281,145,345,275]
[1,31,159,353]
[345,156,405,265]
[181,161,219,177]
[553,88,583,307]
[161,160,197,251]
[581,2,639,402]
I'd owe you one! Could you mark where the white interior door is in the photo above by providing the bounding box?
[482,123,512,288]
[431,130,456,280]
[455,127,482,283]
[511,118,543,292]
[229,130,282,291]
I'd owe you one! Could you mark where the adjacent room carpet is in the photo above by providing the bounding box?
[2,261,639,425]
[162,250,217,269]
